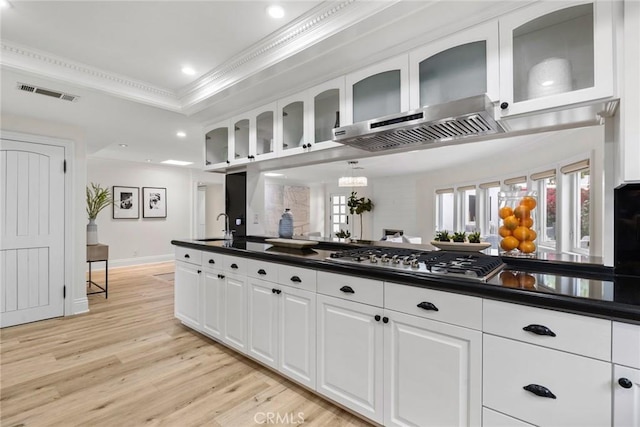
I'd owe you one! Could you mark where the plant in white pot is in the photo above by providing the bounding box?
[86,183,112,245]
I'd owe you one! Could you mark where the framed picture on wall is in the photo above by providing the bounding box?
[113,186,139,219]
[142,187,167,218]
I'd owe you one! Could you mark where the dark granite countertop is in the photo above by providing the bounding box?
[172,237,639,324]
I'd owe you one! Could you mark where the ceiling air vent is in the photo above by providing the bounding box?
[17,82,79,102]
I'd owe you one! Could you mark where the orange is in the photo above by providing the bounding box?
[520,196,537,211]
[512,226,530,241]
[503,215,519,230]
[499,206,514,219]
[518,240,536,253]
[500,271,518,288]
[528,229,537,241]
[500,236,519,251]
[520,217,534,228]
[498,226,512,238]
[513,205,531,220]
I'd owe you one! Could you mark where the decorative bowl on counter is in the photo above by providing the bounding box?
[265,238,318,249]
[430,240,491,252]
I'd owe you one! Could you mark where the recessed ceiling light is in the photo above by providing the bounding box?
[266,5,285,18]
[264,172,283,177]
[0,0,12,9]
[176,131,186,138]
[119,144,128,148]
[181,67,196,76]
[161,159,193,166]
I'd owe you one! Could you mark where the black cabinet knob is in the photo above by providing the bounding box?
[340,285,355,294]
[523,384,556,399]
[184,254,190,259]
[272,288,277,294]
[618,378,633,389]
[197,270,201,274]
[382,317,389,324]
[257,269,266,275]
[218,274,225,279]
[500,102,509,110]
[208,259,215,264]
[523,324,556,337]
[230,263,238,269]
[375,315,381,321]
[290,276,302,283]
[226,160,230,164]
[417,301,439,311]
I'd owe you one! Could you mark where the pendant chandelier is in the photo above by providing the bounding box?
[338,160,368,187]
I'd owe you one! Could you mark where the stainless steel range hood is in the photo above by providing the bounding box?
[332,94,504,152]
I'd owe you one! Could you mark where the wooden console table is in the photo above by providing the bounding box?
[87,243,108,298]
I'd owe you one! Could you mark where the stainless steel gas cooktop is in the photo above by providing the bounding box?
[327,247,504,282]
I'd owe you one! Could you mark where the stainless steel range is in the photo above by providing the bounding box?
[327,247,504,282]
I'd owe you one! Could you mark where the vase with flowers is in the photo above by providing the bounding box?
[86,183,112,245]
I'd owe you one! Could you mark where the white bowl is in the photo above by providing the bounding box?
[430,240,491,252]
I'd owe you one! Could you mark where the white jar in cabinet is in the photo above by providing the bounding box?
[276,92,309,157]
[204,120,230,170]
[307,76,345,150]
[408,21,499,110]
[498,0,615,117]
[345,54,409,126]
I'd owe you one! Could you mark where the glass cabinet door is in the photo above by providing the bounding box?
[233,119,250,160]
[256,111,274,156]
[314,89,339,143]
[205,125,229,167]
[281,101,304,151]
[499,0,614,116]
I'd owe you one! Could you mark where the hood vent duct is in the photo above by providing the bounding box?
[17,83,79,102]
[332,94,503,152]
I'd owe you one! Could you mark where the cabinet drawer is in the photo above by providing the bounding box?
[201,251,224,270]
[482,407,534,427]
[247,259,278,281]
[317,271,383,307]
[613,321,640,369]
[277,264,316,292]
[483,335,611,427]
[224,255,247,275]
[385,282,482,330]
[483,299,611,361]
[175,246,202,266]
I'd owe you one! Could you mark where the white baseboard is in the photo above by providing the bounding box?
[72,297,89,315]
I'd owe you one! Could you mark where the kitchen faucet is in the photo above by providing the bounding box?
[217,213,232,240]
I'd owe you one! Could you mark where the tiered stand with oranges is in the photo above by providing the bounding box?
[498,194,538,256]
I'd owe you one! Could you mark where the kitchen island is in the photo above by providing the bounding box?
[171,236,639,427]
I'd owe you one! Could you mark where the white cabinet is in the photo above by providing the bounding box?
[384,310,482,427]
[204,120,230,170]
[316,293,384,424]
[277,92,309,156]
[252,103,277,162]
[174,260,201,329]
[247,278,279,368]
[345,55,409,125]
[308,77,345,150]
[408,21,499,110]
[614,364,640,427]
[497,0,614,117]
[613,321,640,370]
[222,271,247,353]
[202,269,225,341]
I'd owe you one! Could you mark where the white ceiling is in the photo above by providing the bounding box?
[0,0,535,175]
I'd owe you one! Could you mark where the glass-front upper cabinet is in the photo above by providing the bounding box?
[204,121,230,169]
[277,93,308,156]
[345,55,409,125]
[254,103,276,160]
[232,117,250,164]
[498,0,614,117]
[309,76,345,149]
[408,22,499,110]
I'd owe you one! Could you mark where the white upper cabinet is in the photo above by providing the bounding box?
[409,22,500,110]
[276,92,309,157]
[345,55,409,125]
[231,114,251,166]
[308,76,345,150]
[204,120,230,170]
[253,103,277,161]
[498,0,614,117]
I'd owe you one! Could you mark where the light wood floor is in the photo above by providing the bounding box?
[1,262,373,427]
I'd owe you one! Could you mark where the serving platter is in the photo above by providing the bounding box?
[265,238,319,249]
[430,240,491,252]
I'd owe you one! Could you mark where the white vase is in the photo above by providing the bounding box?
[87,218,98,245]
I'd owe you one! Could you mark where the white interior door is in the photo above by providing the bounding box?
[0,138,65,327]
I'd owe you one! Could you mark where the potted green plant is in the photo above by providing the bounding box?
[86,183,112,245]
[347,191,373,240]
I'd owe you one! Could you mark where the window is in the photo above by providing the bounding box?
[531,169,557,249]
[330,194,348,237]
[561,159,590,254]
[435,188,454,232]
[459,186,477,232]
[480,181,501,236]
[504,175,527,191]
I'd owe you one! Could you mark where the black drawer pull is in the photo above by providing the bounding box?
[374,315,381,322]
[382,316,389,324]
[523,324,556,337]
[618,378,633,389]
[290,276,302,283]
[523,384,556,399]
[258,269,266,275]
[417,301,439,312]
[272,288,277,294]
[276,289,281,295]
[197,270,201,274]
[230,263,238,269]
[340,285,355,294]
[184,254,190,259]
[208,259,215,264]
[218,274,225,279]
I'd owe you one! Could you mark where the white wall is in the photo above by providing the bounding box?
[205,184,225,238]
[87,157,197,266]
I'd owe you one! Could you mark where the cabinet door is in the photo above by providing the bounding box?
[279,285,316,389]
[276,93,309,157]
[384,310,482,427]
[498,0,614,117]
[223,273,247,353]
[247,278,279,369]
[408,21,499,110]
[614,365,640,427]
[174,261,201,329]
[204,121,230,170]
[316,294,383,423]
[253,103,277,161]
[308,77,345,149]
[202,270,225,341]
[230,115,251,166]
